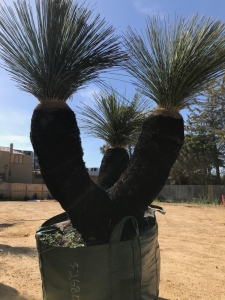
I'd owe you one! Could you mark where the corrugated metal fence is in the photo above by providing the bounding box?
[158,185,225,201]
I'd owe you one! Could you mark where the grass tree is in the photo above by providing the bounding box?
[1,3,225,243]
[78,89,150,189]
[107,14,225,225]
[0,0,126,241]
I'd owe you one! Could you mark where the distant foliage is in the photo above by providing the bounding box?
[168,77,225,185]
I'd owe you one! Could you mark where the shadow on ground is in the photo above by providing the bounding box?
[0,223,14,231]
[158,297,170,300]
[0,244,37,257]
[0,283,28,300]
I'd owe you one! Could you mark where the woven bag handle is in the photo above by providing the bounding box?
[109,216,141,300]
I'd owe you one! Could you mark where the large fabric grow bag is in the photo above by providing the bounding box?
[36,209,163,300]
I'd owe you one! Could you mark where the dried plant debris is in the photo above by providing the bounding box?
[40,220,86,248]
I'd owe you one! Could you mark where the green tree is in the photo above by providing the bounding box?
[200,77,225,183]
[78,89,150,189]
[187,78,225,184]
[0,0,126,241]
[168,77,225,185]
[168,134,216,184]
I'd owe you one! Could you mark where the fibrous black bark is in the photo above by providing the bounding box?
[30,102,112,241]
[31,105,184,243]
[108,113,184,226]
[97,148,129,190]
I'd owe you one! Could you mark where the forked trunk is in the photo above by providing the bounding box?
[31,104,184,242]
[30,102,112,242]
[97,148,129,190]
[108,109,184,226]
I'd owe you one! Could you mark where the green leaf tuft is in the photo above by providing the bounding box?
[123,14,225,111]
[0,0,126,102]
[77,88,151,148]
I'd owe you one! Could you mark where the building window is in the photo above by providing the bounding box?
[10,154,23,164]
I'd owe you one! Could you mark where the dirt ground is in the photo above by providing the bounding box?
[0,201,225,300]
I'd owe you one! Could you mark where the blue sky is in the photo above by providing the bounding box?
[0,0,225,167]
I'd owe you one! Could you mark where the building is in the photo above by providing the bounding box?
[87,167,99,183]
[0,144,33,183]
[0,143,99,184]
[32,167,100,184]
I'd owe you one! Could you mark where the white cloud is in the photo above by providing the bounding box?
[78,88,100,99]
[73,87,101,110]
[3,135,29,143]
[133,0,165,16]
[0,109,29,126]
[0,134,32,150]
[0,102,32,150]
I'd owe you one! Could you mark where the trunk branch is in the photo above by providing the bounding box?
[30,102,112,241]
[97,148,129,190]
[108,112,184,225]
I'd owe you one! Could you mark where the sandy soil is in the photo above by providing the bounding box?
[0,201,225,300]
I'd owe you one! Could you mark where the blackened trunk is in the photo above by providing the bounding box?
[97,148,129,190]
[108,112,184,226]
[213,143,221,184]
[30,102,112,241]
[215,163,221,184]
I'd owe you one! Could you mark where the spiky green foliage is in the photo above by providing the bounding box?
[0,0,126,102]
[123,14,225,111]
[78,89,151,148]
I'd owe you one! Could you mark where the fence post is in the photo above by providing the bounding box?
[208,185,213,200]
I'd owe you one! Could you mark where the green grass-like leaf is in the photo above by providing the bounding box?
[78,88,151,148]
[123,14,225,111]
[0,0,126,102]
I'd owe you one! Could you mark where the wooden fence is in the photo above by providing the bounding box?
[1,182,225,201]
[0,182,51,200]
